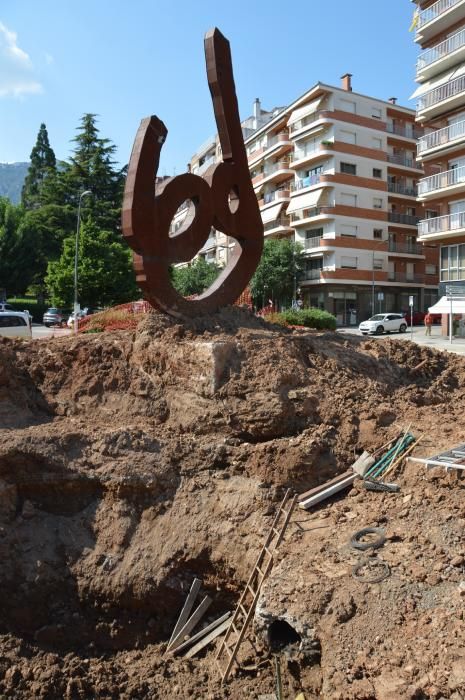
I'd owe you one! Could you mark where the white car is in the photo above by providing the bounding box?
[0,310,32,339]
[359,313,407,335]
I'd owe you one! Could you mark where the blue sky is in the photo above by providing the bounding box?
[0,1,419,174]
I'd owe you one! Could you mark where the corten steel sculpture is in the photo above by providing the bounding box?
[122,28,264,317]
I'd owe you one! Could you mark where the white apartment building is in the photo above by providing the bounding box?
[412,0,465,301]
[177,78,439,326]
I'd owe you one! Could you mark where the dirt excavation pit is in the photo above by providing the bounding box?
[1,306,465,698]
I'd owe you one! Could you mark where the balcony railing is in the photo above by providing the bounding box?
[418,211,465,236]
[417,28,465,72]
[290,206,334,222]
[263,216,291,232]
[303,268,323,280]
[388,212,420,225]
[418,74,465,111]
[263,160,292,177]
[388,241,423,255]
[290,173,323,191]
[418,119,465,153]
[387,154,421,169]
[417,0,463,29]
[388,272,425,284]
[418,165,465,195]
[386,124,422,139]
[388,183,417,196]
[267,132,290,148]
[263,188,290,204]
[304,236,322,250]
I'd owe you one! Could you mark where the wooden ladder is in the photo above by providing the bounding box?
[215,488,297,683]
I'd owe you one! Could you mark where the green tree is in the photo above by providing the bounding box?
[21,123,56,209]
[250,238,304,309]
[171,257,221,296]
[0,197,26,295]
[46,220,138,308]
[62,114,125,233]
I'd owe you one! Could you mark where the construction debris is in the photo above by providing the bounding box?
[408,443,465,472]
[298,471,357,510]
[349,527,386,551]
[351,450,375,477]
[216,489,296,683]
[352,558,391,584]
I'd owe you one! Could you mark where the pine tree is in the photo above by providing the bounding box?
[21,123,56,209]
[64,114,125,233]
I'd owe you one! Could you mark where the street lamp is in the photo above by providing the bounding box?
[74,190,92,334]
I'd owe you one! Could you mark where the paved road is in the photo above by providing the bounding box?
[338,325,465,357]
[32,324,72,340]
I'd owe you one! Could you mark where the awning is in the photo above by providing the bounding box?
[429,296,465,313]
[287,96,325,126]
[286,188,325,214]
[411,64,465,99]
[261,202,284,224]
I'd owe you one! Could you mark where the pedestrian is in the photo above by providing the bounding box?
[424,311,433,336]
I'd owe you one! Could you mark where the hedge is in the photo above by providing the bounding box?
[272,307,337,331]
[7,301,49,323]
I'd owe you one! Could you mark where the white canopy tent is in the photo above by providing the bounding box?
[429,296,465,314]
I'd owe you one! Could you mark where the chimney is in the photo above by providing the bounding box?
[253,98,261,119]
[388,97,397,104]
[340,73,353,92]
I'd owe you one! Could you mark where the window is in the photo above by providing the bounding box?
[372,107,382,119]
[426,264,437,275]
[0,315,26,327]
[373,228,383,239]
[373,168,382,178]
[373,258,383,270]
[406,207,416,216]
[406,263,415,281]
[440,244,465,281]
[340,130,356,145]
[341,256,357,269]
[341,224,357,237]
[341,193,357,207]
[341,162,356,175]
[373,197,383,209]
[425,209,438,219]
[372,137,383,149]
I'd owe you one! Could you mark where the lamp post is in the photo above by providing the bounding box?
[74,190,92,334]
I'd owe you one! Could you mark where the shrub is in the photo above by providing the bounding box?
[7,301,48,323]
[277,307,337,330]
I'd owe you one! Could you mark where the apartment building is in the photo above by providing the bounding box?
[412,0,465,302]
[178,80,437,326]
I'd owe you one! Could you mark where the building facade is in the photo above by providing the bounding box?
[413,0,465,297]
[179,79,439,326]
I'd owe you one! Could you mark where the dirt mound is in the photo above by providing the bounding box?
[1,311,465,697]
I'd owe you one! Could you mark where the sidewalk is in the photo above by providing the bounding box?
[337,325,465,357]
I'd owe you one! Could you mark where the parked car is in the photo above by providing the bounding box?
[403,310,442,325]
[0,311,32,339]
[43,308,66,327]
[359,313,408,335]
[67,308,90,328]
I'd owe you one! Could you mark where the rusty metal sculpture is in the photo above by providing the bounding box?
[122,28,264,317]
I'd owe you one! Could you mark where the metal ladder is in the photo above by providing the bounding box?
[215,488,297,683]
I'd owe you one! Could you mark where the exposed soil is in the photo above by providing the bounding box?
[0,307,465,698]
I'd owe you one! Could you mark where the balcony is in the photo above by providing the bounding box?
[417,73,465,120]
[290,173,323,191]
[418,211,465,239]
[418,165,465,198]
[387,153,422,169]
[303,268,323,281]
[416,28,465,81]
[386,124,423,139]
[388,241,423,255]
[388,183,417,197]
[304,236,322,250]
[263,188,290,205]
[290,207,335,227]
[416,0,465,43]
[261,160,293,185]
[417,119,465,157]
[263,216,293,234]
[388,212,420,226]
[388,272,425,284]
